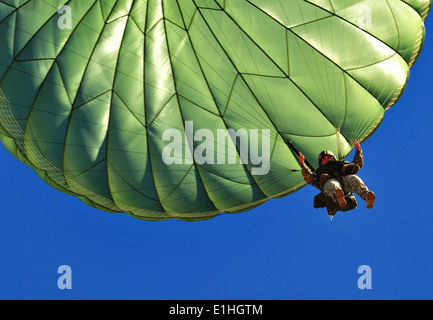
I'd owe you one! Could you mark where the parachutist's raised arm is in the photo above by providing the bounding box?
[352,139,364,169]
[299,152,305,166]
[299,152,318,188]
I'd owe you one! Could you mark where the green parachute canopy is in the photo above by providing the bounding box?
[0,0,431,221]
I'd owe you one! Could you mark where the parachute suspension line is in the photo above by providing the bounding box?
[283,137,314,172]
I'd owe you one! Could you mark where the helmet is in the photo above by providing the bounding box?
[318,150,336,166]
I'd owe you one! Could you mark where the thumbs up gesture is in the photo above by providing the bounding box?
[299,152,305,165]
[354,139,361,151]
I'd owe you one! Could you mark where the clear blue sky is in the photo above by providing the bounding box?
[0,18,432,301]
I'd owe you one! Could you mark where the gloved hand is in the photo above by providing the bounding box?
[354,139,361,151]
[299,152,305,165]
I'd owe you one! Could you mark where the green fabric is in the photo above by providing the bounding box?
[0,0,430,221]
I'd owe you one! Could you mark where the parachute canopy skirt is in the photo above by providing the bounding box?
[0,0,431,221]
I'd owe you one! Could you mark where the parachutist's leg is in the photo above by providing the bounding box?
[322,179,340,200]
[341,175,368,197]
[341,175,376,208]
[323,179,347,208]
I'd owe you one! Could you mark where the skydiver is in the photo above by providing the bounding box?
[298,140,376,217]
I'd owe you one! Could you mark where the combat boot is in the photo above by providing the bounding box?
[335,188,347,208]
[364,191,376,209]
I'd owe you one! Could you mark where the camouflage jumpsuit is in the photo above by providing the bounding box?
[301,149,371,201]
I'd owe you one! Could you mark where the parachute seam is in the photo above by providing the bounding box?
[327,0,336,13]
[245,0,417,146]
[305,0,424,60]
[128,14,144,34]
[176,11,280,131]
[344,53,399,72]
[0,2,153,216]
[176,93,219,117]
[0,1,288,138]
[221,73,239,117]
[20,1,97,174]
[203,3,286,127]
[60,1,117,198]
[159,165,195,202]
[0,90,121,212]
[186,7,199,31]
[193,165,254,186]
[196,2,318,178]
[103,162,160,202]
[1,100,152,147]
[192,1,290,198]
[281,131,338,138]
[218,1,348,139]
[106,2,133,209]
[0,0,27,25]
[144,17,162,35]
[306,0,429,113]
[145,94,176,127]
[164,0,220,214]
[247,1,389,114]
[0,0,76,84]
[280,12,334,30]
[164,18,185,31]
[158,0,279,214]
[294,17,340,127]
[106,14,130,25]
[218,77,283,131]
[142,0,166,217]
[0,97,285,165]
[210,3,311,141]
[287,1,415,112]
[3,0,216,102]
[152,0,201,216]
[209,1,346,162]
[73,89,112,109]
[0,5,158,104]
[385,0,402,57]
[142,0,149,127]
[21,60,56,151]
[0,1,16,10]
[67,158,105,179]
